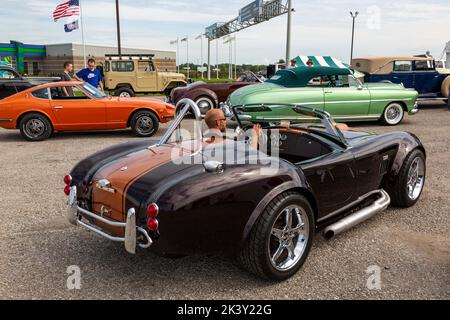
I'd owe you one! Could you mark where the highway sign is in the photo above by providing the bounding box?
[238,0,263,23]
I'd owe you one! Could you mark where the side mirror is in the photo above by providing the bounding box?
[204,160,224,174]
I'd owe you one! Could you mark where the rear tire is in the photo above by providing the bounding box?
[380,103,404,126]
[115,87,135,98]
[130,110,159,137]
[388,149,426,207]
[238,192,314,280]
[195,96,215,115]
[19,113,53,141]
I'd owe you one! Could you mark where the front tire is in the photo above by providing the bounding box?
[388,149,426,207]
[130,110,159,137]
[380,103,405,126]
[238,192,315,280]
[19,113,53,141]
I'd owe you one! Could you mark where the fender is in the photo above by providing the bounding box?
[15,108,55,128]
[188,88,219,105]
[240,167,313,243]
[389,131,425,177]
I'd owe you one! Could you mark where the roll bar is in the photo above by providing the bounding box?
[158,98,203,145]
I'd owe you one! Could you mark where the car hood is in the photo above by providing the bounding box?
[161,72,186,80]
[436,68,450,75]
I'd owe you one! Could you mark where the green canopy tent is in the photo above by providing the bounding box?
[267,55,364,87]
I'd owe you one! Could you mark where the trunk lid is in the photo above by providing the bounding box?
[87,144,187,234]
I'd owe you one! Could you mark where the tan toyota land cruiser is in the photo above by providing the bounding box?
[104,54,187,97]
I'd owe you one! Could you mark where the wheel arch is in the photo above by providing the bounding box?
[126,108,160,127]
[191,88,219,105]
[115,83,135,92]
[385,100,408,112]
[15,110,54,129]
[163,80,187,91]
[240,181,318,243]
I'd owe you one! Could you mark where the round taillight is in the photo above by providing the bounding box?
[64,175,72,185]
[64,185,71,196]
[147,218,159,231]
[146,203,159,218]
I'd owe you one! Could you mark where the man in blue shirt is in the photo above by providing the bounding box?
[75,58,104,91]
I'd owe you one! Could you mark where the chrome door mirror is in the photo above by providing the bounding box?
[204,160,224,173]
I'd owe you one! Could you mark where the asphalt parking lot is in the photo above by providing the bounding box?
[0,102,449,299]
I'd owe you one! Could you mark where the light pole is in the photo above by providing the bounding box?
[195,34,204,78]
[234,36,237,79]
[285,0,292,67]
[216,39,219,79]
[224,36,235,79]
[349,11,359,64]
[170,38,179,73]
[115,0,122,57]
[181,36,189,79]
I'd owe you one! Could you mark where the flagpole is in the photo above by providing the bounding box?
[79,0,87,67]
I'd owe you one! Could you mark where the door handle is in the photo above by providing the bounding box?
[54,106,64,109]
[324,91,333,94]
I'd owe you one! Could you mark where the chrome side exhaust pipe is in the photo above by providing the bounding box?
[323,189,391,240]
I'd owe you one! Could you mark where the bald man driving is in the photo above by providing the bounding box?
[204,109,260,149]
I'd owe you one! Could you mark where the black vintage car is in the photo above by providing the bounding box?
[0,66,60,99]
[65,99,426,280]
[0,66,33,99]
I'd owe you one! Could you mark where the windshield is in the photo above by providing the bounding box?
[80,82,107,98]
[232,104,347,146]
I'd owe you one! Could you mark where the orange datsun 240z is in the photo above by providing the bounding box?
[0,81,174,141]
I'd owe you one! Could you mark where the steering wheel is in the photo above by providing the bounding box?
[235,124,268,147]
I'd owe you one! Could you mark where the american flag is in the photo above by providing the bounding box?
[53,0,80,22]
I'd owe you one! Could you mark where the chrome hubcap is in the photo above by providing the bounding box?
[269,205,309,271]
[386,105,403,124]
[197,99,212,114]
[25,119,45,138]
[407,157,425,200]
[136,116,154,134]
[120,92,131,97]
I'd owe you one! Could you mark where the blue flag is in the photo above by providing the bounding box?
[64,19,79,32]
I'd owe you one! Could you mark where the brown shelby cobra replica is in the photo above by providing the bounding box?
[168,71,263,114]
[66,99,426,280]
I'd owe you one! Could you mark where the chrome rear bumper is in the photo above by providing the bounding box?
[66,186,152,254]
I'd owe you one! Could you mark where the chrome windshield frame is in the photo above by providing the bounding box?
[230,103,348,147]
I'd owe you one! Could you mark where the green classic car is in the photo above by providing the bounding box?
[226,56,419,126]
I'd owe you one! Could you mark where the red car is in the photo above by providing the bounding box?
[168,71,264,114]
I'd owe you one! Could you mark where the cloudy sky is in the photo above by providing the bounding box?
[1,0,449,65]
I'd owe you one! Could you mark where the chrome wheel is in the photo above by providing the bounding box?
[196,97,214,114]
[119,92,131,98]
[384,104,404,125]
[269,205,309,271]
[135,115,154,135]
[24,118,46,139]
[407,156,425,201]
